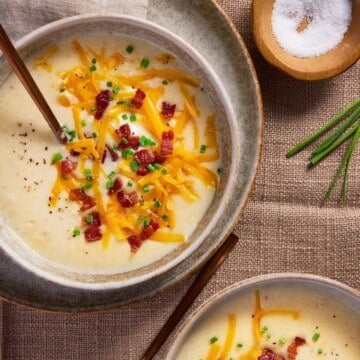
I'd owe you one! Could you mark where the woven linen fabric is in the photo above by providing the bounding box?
[0,0,359,359]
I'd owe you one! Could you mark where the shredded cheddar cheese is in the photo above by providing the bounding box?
[41,39,220,252]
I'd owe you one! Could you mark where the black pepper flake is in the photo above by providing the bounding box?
[45,147,48,151]
[29,158,33,162]
[19,132,28,137]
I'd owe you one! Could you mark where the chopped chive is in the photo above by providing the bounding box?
[129,114,137,122]
[143,217,150,227]
[113,144,120,151]
[140,58,149,68]
[90,105,97,112]
[81,119,87,127]
[162,79,169,85]
[92,132,97,138]
[142,184,150,192]
[147,164,155,172]
[154,163,162,169]
[112,86,120,94]
[51,152,63,164]
[84,168,93,180]
[107,171,116,179]
[266,333,272,339]
[123,100,131,107]
[122,149,135,159]
[85,214,94,224]
[122,113,128,120]
[127,181,133,187]
[59,88,65,93]
[312,333,320,342]
[278,338,286,345]
[106,81,113,87]
[317,349,323,354]
[105,180,114,189]
[200,144,207,153]
[209,336,218,344]
[154,200,162,208]
[126,45,134,53]
[260,326,268,334]
[130,160,139,172]
[140,135,156,146]
[72,228,80,237]
[161,168,168,174]
[80,182,93,190]
[162,214,169,222]
[91,58,96,64]
[217,168,222,175]
[89,64,97,72]
[236,342,243,348]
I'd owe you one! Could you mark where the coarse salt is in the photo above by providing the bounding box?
[271,0,352,58]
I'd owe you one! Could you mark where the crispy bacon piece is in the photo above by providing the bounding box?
[154,151,166,164]
[258,349,285,360]
[160,130,174,156]
[105,144,119,161]
[287,337,305,360]
[136,166,150,176]
[107,177,122,195]
[134,149,155,165]
[117,191,138,208]
[160,101,176,119]
[130,88,146,109]
[140,219,160,240]
[60,159,76,174]
[119,135,140,150]
[115,123,131,138]
[84,225,102,242]
[94,89,111,120]
[101,148,107,163]
[127,235,142,253]
[70,149,80,157]
[69,189,96,211]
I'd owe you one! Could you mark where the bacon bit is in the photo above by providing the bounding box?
[127,235,142,253]
[94,89,111,120]
[154,151,166,164]
[80,195,96,211]
[105,144,119,161]
[84,225,102,242]
[117,191,138,208]
[136,166,150,176]
[258,349,285,360]
[107,177,122,195]
[287,337,305,360]
[69,189,96,211]
[160,130,174,156]
[140,219,160,240]
[60,159,76,174]
[70,149,80,157]
[83,211,101,226]
[161,101,176,119]
[69,188,87,202]
[115,123,131,138]
[130,88,146,109]
[101,148,107,163]
[134,149,155,165]
[119,135,140,150]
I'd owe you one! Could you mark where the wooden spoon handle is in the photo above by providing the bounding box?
[0,24,67,144]
[140,232,239,360]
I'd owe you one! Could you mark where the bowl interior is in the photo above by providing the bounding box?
[166,273,360,359]
[0,15,239,289]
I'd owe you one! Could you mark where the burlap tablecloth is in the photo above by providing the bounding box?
[0,1,359,359]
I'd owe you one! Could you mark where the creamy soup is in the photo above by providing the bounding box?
[173,284,360,359]
[0,32,220,273]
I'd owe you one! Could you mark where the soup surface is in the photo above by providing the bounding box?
[0,32,220,273]
[174,284,360,359]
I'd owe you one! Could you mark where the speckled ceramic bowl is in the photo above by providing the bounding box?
[166,273,360,359]
[0,8,263,311]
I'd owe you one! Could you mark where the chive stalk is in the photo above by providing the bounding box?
[286,98,360,158]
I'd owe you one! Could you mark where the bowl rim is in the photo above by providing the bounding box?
[0,14,240,290]
[165,272,360,359]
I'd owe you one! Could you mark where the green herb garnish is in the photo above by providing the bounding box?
[140,58,149,69]
[89,64,97,72]
[126,45,134,54]
[286,98,360,204]
[51,152,63,164]
[84,168,93,180]
[112,86,120,94]
[106,81,113,87]
[209,336,218,344]
[162,79,169,85]
[85,214,94,224]
[130,160,139,172]
[122,149,135,159]
[72,228,80,237]
[154,200,162,208]
[105,181,114,189]
[107,171,116,179]
[127,181,133,187]
[142,184,150,192]
[121,113,128,120]
[200,144,207,153]
[81,119,87,127]
[129,114,137,122]
[312,333,320,342]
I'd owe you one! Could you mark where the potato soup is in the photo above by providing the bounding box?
[173,284,360,359]
[0,32,221,273]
